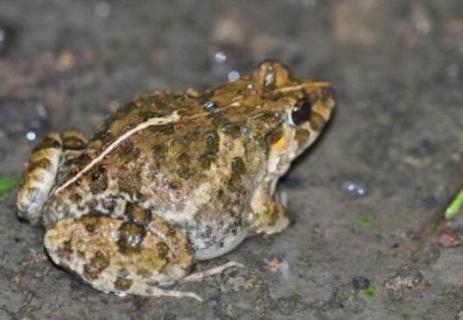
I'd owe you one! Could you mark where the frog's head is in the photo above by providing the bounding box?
[250,60,336,175]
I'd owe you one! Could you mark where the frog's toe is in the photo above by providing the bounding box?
[252,203,290,235]
[44,215,196,299]
[16,133,62,225]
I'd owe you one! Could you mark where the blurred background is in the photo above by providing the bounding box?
[1,1,463,319]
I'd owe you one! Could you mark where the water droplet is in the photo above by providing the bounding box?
[0,22,14,55]
[202,100,218,112]
[213,51,227,64]
[95,2,111,18]
[227,70,240,82]
[0,98,50,138]
[342,181,368,197]
[26,131,37,141]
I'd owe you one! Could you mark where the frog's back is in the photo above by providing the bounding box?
[44,90,263,254]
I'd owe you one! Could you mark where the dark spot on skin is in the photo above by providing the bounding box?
[309,111,326,131]
[254,111,282,123]
[114,277,133,291]
[33,136,61,151]
[156,242,169,260]
[126,205,152,226]
[148,123,175,135]
[117,222,146,254]
[118,166,142,195]
[198,153,212,170]
[152,144,168,168]
[92,124,114,143]
[167,179,181,190]
[57,239,73,259]
[69,193,83,203]
[266,128,284,146]
[118,140,134,158]
[80,216,100,233]
[206,131,220,155]
[177,152,190,165]
[136,268,152,278]
[70,153,92,167]
[27,158,52,173]
[137,109,164,121]
[89,165,108,194]
[257,137,271,158]
[231,157,246,176]
[177,152,191,179]
[219,122,242,138]
[63,136,87,150]
[178,169,191,179]
[83,251,110,280]
[294,128,311,144]
[229,157,246,190]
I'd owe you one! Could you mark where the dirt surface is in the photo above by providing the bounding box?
[1,1,463,319]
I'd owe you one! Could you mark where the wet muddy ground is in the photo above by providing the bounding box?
[1,1,463,319]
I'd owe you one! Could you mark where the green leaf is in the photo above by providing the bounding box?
[0,176,20,197]
[445,188,463,219]
[361,283,376,299]
[357,217,371,228]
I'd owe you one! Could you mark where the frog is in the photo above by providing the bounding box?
[16,60,335,301]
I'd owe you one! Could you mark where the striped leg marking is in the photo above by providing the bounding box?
[16,133,62,225]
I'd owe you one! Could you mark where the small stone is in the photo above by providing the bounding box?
[352,276,371,290]
[330,284,366,314]
[436,229,462,248]
[385,265,424,291]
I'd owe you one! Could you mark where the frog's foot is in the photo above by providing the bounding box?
[44,214,200,300]
[250,195,290,235]
[181,261,245,283]
[253,204,290,235]
[17,133,63,225]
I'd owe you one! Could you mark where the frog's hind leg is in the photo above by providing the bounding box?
[16,130,88,225]
[44,214,202,300]
[17,133,63,225]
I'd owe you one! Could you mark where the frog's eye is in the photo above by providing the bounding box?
[288,98,312,126]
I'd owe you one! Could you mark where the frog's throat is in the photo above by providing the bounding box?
[54,112,180,194]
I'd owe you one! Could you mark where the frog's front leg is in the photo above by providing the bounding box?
[44,214,203,300]
[249,183,290,235]
[17,130,88,225]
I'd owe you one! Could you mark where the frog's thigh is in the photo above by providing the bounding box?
[250,186,290,235]
[44,215,197,299]
[17,133,63,225]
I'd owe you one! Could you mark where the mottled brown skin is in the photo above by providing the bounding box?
[16,60,335,299]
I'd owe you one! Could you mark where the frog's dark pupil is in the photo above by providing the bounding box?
[291,99,312,125]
